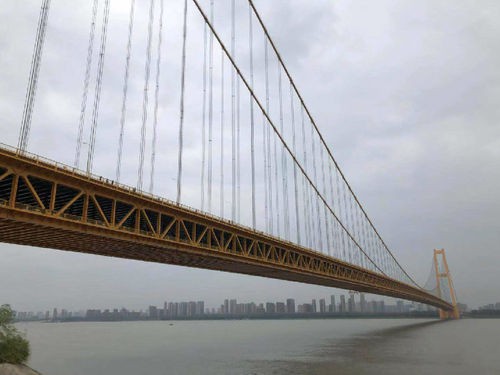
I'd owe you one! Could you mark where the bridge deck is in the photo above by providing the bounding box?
[0,145,451,310]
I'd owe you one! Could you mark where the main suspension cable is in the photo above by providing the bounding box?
[247,0,418,286]
[190,0,384,274]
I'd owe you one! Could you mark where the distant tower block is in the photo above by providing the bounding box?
[433,249,460,319]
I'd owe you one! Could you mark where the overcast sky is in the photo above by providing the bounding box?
[0,0,499,311]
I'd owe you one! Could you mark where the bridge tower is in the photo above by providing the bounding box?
[433,248,460,319]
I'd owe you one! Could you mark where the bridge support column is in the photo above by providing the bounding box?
[433,248,460,319]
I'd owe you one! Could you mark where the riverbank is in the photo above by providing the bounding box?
[0,364,41,375]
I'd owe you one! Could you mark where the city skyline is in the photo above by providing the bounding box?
[13,292,450,321]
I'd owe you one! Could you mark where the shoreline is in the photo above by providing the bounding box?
[0,364,42,375]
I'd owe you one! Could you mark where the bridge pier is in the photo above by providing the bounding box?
[439,306,460,320]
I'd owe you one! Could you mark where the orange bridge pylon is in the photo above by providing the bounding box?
[433,248,460,319]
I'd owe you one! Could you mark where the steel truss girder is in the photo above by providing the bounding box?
[0,146,452,310]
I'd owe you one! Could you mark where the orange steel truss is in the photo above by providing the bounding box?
[0,145,452,310]
[433,248,460,319]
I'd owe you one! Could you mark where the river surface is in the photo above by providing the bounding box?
[16,319,500,375]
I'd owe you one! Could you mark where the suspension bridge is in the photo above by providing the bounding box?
[0,0,459,319]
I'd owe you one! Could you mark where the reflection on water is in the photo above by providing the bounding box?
[19,319,500,375]
[251,320,500,375]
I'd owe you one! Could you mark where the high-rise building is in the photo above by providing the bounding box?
[319,299,326,313]
[149,306,158,320]
[257,303,265,313]
[169,302,177,318]
[236,303,244,314]
[298,303,313,313]
[163,301,168,317]
[377,300,385,313]
[330,295,336,313]
[348,294,355,313]
[86,309,101,320]
[187,301,197,316]
[246,302,257,314]
[224,299,229,315]
[286,299,295,313]
[196,301,204,315]
[179,302,188,317]
[276,302,286,313]
[266,302,276,313]
[230,299,237,315]
[360,293,366,313]
[312,299,317,313]
[339,295,346,313]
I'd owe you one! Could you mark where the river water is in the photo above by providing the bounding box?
[16,319,500,375]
